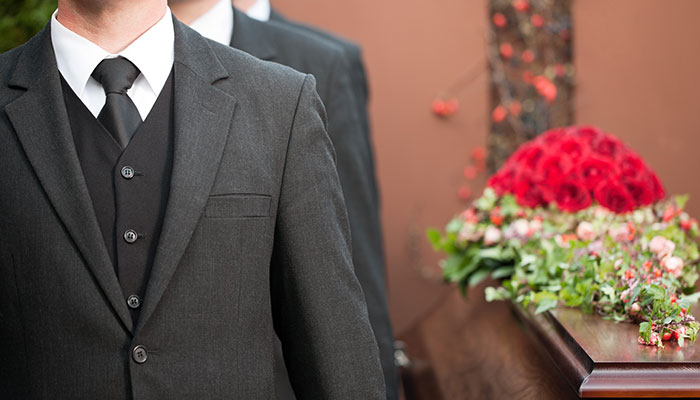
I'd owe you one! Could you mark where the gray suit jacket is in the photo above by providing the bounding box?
[263,10,397,399]
[0,18,385,399]
[231,10,397,399]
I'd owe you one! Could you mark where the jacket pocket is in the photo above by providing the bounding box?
[204,194,272,218]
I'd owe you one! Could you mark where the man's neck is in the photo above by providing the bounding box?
[57,0,168,53]
[168,0,220,25]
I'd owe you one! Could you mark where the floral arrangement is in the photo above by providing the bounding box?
[429,126,700,347]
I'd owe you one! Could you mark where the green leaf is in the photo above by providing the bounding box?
[682,291,700,304]
[535,298,558,314]
[675,194,690,210]
[426,229,442,249]
[445,218,464,234]
[679,335,685,347]
[468,269,491,287]
[491,266,514,279]
[639,321,651,341]
[485,286,507,302]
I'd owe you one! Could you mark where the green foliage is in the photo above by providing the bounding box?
[430,192,700,347]
[0,0,57,53]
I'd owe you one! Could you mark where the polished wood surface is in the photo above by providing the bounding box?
[399,283,700,399]
[520,305,700,398]
[399,283,579,399]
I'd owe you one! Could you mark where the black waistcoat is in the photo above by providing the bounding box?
[60,72,175,321]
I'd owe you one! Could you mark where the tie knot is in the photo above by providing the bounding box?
[92,56,141,95]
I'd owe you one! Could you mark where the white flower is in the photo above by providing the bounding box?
[663,256,684,278]
[576,221,596,241]
[512,219,530,237]
[483,226,503,246]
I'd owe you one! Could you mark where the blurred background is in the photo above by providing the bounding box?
[269,0,700,338]
[3,0,700,396]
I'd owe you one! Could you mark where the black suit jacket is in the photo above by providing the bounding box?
[269,8,379,203]
[230,9,398,399]
[0,17,385,399]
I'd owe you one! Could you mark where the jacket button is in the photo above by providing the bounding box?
[132,345,148,364]
[127,295,141,309]
[121,166,135,179]
[123,229,138,244]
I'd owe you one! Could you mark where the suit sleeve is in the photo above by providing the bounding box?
[270,74,386,399]
[322,55,400,400]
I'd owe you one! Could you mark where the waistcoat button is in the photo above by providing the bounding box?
[123,229,138,243]
[121,166,135,179]
[127,295,142,309]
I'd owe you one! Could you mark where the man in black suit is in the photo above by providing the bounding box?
[170,1,399,399]
[0,0,385,398]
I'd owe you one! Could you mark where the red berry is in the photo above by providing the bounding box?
[458,186,472,201]
[654,268,662,277]
[492,13,507,28]
[681,220,692,230]
[512,0,529,12]
[670,294,677,304]
[663,205,675,222]
[521,49,535,63]
[662,331,673,341]
[471,147,487,162]
[491,105,508,123]
[500,42,514,59]
[463,166,478,180]
[432,99,447,116]
[530,14,544,28]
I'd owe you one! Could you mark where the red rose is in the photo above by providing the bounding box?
[555,179,592,212]
[558,136,589,160]
[623,179,655,207]
[592,134,623,159]
[514,179,550,208]
[578,154,619,190]
[514,143,546,170]
[488,168,516,195]
[618,152,646,179]
[595,179,636,214]
[649,172,666,200]
[536,153,574,187]
[572,126,604,143]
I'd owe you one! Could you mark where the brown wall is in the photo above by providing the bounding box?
[272,0,700,336]
[573,0,700,218]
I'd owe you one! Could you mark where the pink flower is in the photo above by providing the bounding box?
[663,256,684,278]
[649,236,675,258]
[576,221,596,241]
[608,224,630,242]
[483,226,503,246]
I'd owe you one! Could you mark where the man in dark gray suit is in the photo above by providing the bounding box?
[170,1,399,399]
[0,0,385,398]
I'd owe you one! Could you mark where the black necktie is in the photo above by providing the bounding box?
[91,56,143,148]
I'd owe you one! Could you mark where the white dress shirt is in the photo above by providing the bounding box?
[246,0,271,22]
[190,0,234,46]
[50,8,175,120]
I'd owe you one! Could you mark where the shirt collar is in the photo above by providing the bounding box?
[245,0,271,22]
[51,7,175,98]
[190,0,234,46]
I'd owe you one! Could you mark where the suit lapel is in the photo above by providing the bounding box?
[4,26,134,333]
[136,19,237,330]
[231,8,277,61]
